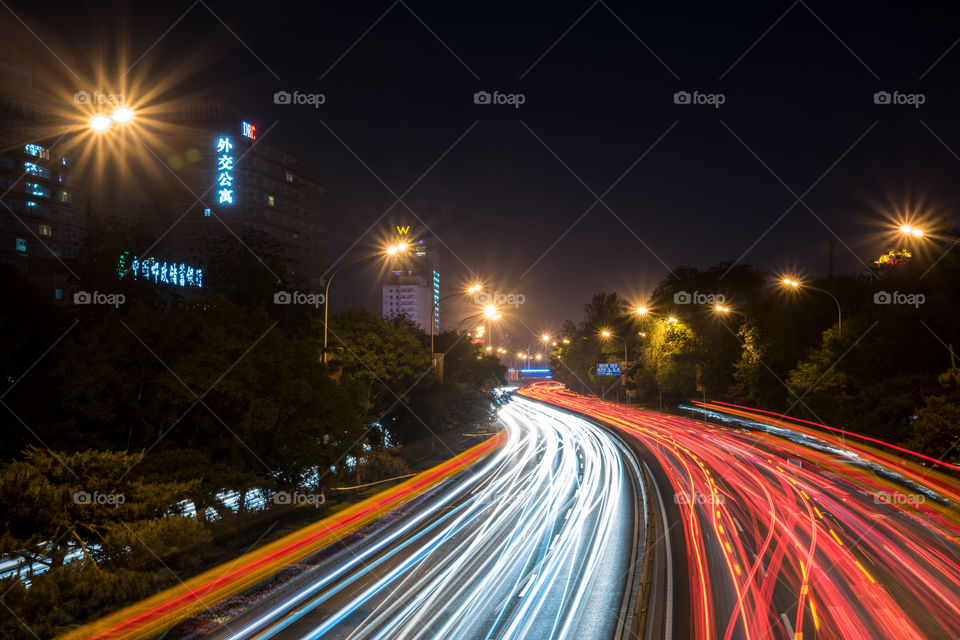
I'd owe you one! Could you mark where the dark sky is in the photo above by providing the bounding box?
[6,0,960,343]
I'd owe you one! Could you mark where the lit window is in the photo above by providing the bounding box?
[266,195,275,207]
[285,171,294,183]
[24,144,49,159]
[24,162,49,178]
[26,182,48,198]
[54,288,62,300]
[15,238,26,252]
[204,208,211,217]
[39,223,52,237]
[60,191,72,203]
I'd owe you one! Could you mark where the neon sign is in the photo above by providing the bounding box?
[118,253,203,288]
[215,136,234,205]
[242,121,257,139]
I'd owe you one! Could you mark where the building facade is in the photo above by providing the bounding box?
[0,58,87,298]
[381,227,439,332]
[140,104,327,291]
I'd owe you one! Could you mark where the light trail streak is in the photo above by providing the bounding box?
[208,396,641,640]
[521,381,960,640]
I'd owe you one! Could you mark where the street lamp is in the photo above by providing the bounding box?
[90,115,112,132]
[899,224,925,238]
[111,106,135,124]
[780,277,842,336]
[599,329,629,362]
[322,242,409,364]
[635,306,649,316]
[430,280,485,370]
[0,105,137,154]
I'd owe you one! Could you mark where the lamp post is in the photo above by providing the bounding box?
[322,242,408,364]
[781,278,842,336]
[431,282,483,369]
[600,329,629,362]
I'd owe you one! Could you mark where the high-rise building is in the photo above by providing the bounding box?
[140,103,327,291]
[381,225,439,332]
[0,58,87,299]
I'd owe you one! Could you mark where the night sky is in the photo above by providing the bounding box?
[6,0,960,342]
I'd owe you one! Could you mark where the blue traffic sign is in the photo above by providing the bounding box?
[596,363,621,376]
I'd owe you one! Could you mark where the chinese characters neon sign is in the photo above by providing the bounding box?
[216,136,234,205]
[118,253,203,288]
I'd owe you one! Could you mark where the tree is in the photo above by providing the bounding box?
[0,447,206,571]
[905,396,960,465]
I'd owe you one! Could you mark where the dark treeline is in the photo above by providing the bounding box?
[0,218,504,638]
[552,246,960,467]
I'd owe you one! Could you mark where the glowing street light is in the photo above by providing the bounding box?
[90,115,112,132]
[667,316,678,323]
[635,306,649,315]
[111,106,135,124]
[562,338,570,344]
[899,224,925,238]
[483,304,498,318]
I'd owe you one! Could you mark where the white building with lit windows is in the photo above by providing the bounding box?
[381,230,439,332]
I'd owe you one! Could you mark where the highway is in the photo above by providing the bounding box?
[522,381,960,640]
[204,395,646,640]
